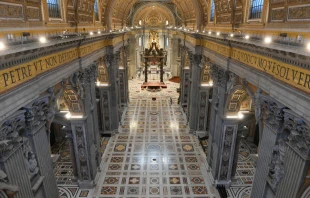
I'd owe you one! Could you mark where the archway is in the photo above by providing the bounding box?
[225,86,258,189]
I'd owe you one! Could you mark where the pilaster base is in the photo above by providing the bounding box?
[78,180,95,189]
[215,180,231,188]
[196,131,207,138]
[189,129,195,134]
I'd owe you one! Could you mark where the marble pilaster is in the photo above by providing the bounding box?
[104,53,121,131]
[0,112,33,198]
[197,88,211,135]
[216,119,239,186]
[65,63,102,189]
[97,87,111,134]
[24,95,59,198]
[188,53,204,131]
[251,95,286,198]
[70,120,94,189]
[274,110,310,198]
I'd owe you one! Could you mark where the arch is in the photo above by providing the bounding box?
[105,0,136,29]
[62,87,84,115]
[104,0,205,30]
[171,0,204,29]
[131,3,176,27]
[225,86,252,116]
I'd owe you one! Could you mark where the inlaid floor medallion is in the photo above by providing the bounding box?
[58,79,254,198]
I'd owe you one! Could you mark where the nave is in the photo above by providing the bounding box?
[57,79,256,198]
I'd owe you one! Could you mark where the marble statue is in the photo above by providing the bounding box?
[28,154,39,176]
[0,170,19,197]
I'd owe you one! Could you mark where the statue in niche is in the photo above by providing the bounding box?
[28,154,39,175]
[226,73,236,94]
[23,139,39,178]
[70,72,84,99]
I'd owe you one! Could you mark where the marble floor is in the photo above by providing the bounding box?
[57,78,256,198]
[54,137,110,185]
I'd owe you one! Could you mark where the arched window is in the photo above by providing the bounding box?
[94,0,99,21]
[249,0,264,19]
[47,0,61,18]
[210,0,215,22]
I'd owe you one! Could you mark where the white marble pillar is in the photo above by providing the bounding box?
[216,119,239,186]
[24,95,59,198]
[105,53,120,131]
[70,120,94,188]
[98,87,111,133]
[251,95,286,198]
[188,53,204,131]
[0,112,34,198]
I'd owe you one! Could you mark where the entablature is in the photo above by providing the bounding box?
[0,33,128,95]
[177,32,310,95]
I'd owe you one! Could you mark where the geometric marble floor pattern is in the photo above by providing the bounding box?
[57,78,256,197]
[91,79,220,197]
[227,140,257,198]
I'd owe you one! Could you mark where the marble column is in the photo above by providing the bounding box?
[0,112,35,198]
[251,95,286,198]
[119,67,129,107]
[81,64,102,171]
[207,64,243,186]
[98,87,111,134]
[274,110,310,198]
[188,53,204,131]
[180,68,190,107]
[216,119,239,186]
[24,95,59,198]
[208,64,229,177]
[179,47,187,106]
[105,53,120,131]
[128,36,137,79]
[160,58,164,83]
[207,83,218,166]
[70,120,94,188]
[64,129,78,177]
[65,64,102,189]
[196,87,211,136]
[170,37,179,77]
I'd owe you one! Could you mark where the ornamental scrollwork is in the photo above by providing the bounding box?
[0,169,19,196]
[0,115,24,156]
[284,110,310,159]
[260,95,286,131]
[226,72,237,94]
[22,139,39,179]
[268,139,285,191]
[219,126,235,180]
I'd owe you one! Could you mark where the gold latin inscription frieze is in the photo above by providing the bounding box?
[201,40,310,94]
[0,39,112,93]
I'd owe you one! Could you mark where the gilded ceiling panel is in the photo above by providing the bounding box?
[132,4,176,27]
[103,0,205,28]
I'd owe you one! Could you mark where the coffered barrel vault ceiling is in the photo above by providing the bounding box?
[102,0,206,29]
[131,3,177,27]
